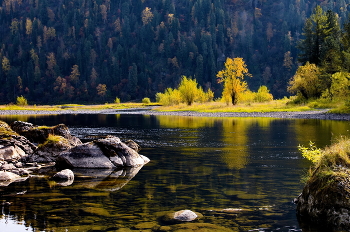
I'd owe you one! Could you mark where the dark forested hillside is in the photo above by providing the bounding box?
[0,0,349,104]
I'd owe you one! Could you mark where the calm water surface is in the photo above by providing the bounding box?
[0,114,349,232]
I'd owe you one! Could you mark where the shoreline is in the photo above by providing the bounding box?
[0,108,350,120]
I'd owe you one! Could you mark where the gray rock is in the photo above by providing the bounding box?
[57,142,116,169]
[53,169,74,180]
[125,140,141,152]
[1,163,16,170]
[95,136,147,167]
[161,210,203,224]
[0,135,36,157]
[0,145,27,162]
[174,210,199,221]
[52,169,74,186]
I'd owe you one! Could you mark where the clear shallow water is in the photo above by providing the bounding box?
[0,114,349,232]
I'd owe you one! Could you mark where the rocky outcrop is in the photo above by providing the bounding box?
[296,138,350,231]
[0,120,149,187]
[57,136,149,169]
[11,121,82,146]
[296,166,350,230]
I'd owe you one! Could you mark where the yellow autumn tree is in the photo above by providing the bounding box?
[141,7,154,25]
[178,76,200,105]
[217,57,251,105]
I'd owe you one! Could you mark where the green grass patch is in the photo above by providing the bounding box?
[153,99,316,113]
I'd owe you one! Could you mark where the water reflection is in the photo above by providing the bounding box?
[0,114,349,231]
[72,166,143,191]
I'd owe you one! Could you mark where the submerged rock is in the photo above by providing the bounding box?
[161,210,203,224]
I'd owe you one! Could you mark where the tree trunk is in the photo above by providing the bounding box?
[231,92,237,105]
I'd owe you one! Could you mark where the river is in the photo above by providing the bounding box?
[0,113,349,232]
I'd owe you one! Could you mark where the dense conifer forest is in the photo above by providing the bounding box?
[0,0,350,104]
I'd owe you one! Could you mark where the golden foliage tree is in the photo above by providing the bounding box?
[217,57,251,105]
[96,84,107,98]
[2,56,10,74]
[178,76,200,105]
[25,18,32,35]
[141,7,154,25]
[69,64,80,85]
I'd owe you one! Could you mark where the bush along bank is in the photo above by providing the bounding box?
[296,138,350,230]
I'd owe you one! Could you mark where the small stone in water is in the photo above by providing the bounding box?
[174,210,198,222]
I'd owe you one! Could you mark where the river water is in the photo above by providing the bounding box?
[0,114,349,232]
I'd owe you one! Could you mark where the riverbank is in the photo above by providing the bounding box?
[0,107,350,120]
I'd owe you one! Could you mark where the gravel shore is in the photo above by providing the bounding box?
[0,107,350,120]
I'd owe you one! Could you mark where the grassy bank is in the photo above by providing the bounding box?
[0,103,157,111]
[153,98,331,113]
[0,97,348,114]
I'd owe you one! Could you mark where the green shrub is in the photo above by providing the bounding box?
[254,85,273,102]
[298,141,322,164]
[16,96,28,106]
[156,88,182,106]
[114,97,121,104]
[142,97,151,104]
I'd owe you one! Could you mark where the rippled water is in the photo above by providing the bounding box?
[0,114,349,232]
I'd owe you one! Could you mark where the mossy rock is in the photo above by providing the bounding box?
[0,121,18,139]
[297,138,350,230]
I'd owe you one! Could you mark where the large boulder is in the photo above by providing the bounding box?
[56,142,116,169]
[95,136,148,167]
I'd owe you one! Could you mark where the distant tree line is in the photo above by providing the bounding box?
[1,0,350,104]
